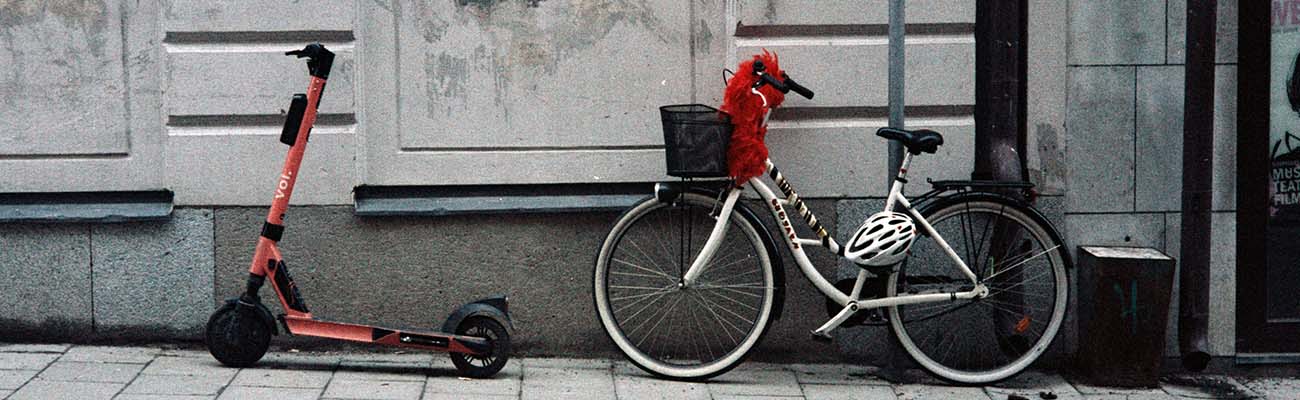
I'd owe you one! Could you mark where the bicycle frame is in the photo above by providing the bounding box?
[679,152,987,338]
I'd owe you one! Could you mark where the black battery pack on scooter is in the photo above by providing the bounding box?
[280,94,308,146]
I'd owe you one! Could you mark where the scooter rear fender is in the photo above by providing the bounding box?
[440,295,513,334]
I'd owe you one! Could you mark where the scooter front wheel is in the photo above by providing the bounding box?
[450,316,511,378]
[205,303,272,368]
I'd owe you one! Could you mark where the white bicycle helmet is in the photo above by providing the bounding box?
[845,211,917,268]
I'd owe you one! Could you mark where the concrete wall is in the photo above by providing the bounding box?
[0,0,1248,364]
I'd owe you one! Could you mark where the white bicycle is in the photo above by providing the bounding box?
[593,64,1069,384]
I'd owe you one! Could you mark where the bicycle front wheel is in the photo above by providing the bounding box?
[887,199,1068,384]
[593,192,776,380]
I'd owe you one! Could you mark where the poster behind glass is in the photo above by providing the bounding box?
[1268,3,1300,320]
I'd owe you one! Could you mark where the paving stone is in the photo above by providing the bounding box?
[121,374,231,396]
[216,386,321,400]
[613,373,709,400]
[259,352,342,370]
[323,379,424,400]
[8,379,124,400]
[0,389,11,398]
[0,353,59,370]
[425,368,520,396]
[114,395,216,400]
[62,346,159,364]
[0,343,70,353]
[520,366,615,400]
[707,369,803,397]
[712,396,804,400]
[423,393,516,400]
[231,368,333,388]
[0,369,37,390]
[519,357,611,370]
[893,384,993,400]
[1160,374,1257,399]
[157,349,210,358]
[340,353,436,364]
[1237,377,1300,400]
[787,363,889,386]
[140,356,238,380]
[38,361,144,383]
[1070,381,1173,398]
[803,383,898,400]
[990,371,1084,397]
[335,361,430,382]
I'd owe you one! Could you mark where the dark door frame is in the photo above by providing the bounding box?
[1236,0,1300,356]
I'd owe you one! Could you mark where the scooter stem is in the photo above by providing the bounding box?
[245,44,334,314]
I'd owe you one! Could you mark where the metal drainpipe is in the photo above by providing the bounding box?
[972,0,1029,185]
[1179,0,1216,372]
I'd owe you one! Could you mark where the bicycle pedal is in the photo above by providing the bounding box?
[809,331,833,343]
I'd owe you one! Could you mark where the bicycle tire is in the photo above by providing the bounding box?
[887,198,1068,384]
[593,192,776,380]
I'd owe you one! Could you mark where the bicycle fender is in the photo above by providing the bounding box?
[219,297,279,335]
[654,182,788,321]
[917,191,1072,270]
[440,295,514,334]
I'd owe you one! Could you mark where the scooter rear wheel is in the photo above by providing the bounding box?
[450,316,510,378]
[205,303,272,368]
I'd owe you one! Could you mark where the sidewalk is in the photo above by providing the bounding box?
[0,343,1288,399]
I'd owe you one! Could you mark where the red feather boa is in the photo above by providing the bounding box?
[720,50,786,184]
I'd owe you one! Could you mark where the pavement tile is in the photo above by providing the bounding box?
[340,353,435,364]
[62,346,159,364]
[422,393,516,400]
[231,368,333,388]
[520,357,611,370]
[0,353,59,370]
[892,384,993,400]
[613,374,709,400]
[157,349,211,358]
[788,363,889,385]
[121,374,231,396]
[1237,376,1300,400]
[0,343,70,353]
[216,386,321,400]
[0,389,11,398]
[1069,381,1172,397]
[988,371,1083,399]
[38,361,144,383]
[0,369,37,390]
[425,370,520,396]
[335,361,430,382]
[711,396,804,400]
[114,395,216,400]
[259,352,342,370]
[803,383,898,400]
[322,379,424,400]
[1160,375,1258,399]
[708,369,803,397]
[8,379,123,400]
[140,356,238,379]
[521,366,614,400]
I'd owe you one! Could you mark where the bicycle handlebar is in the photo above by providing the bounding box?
[750,60,815,100]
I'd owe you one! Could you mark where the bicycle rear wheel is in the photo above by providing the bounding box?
[887,198,1067,384]
[593,192,775,380]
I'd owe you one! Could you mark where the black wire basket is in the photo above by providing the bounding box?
[660,104,732,178]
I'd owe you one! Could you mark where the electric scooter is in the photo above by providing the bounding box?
[205,44,512,378]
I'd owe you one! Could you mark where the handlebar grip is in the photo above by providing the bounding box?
[781,73,815,99]
[758,72,789,93]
